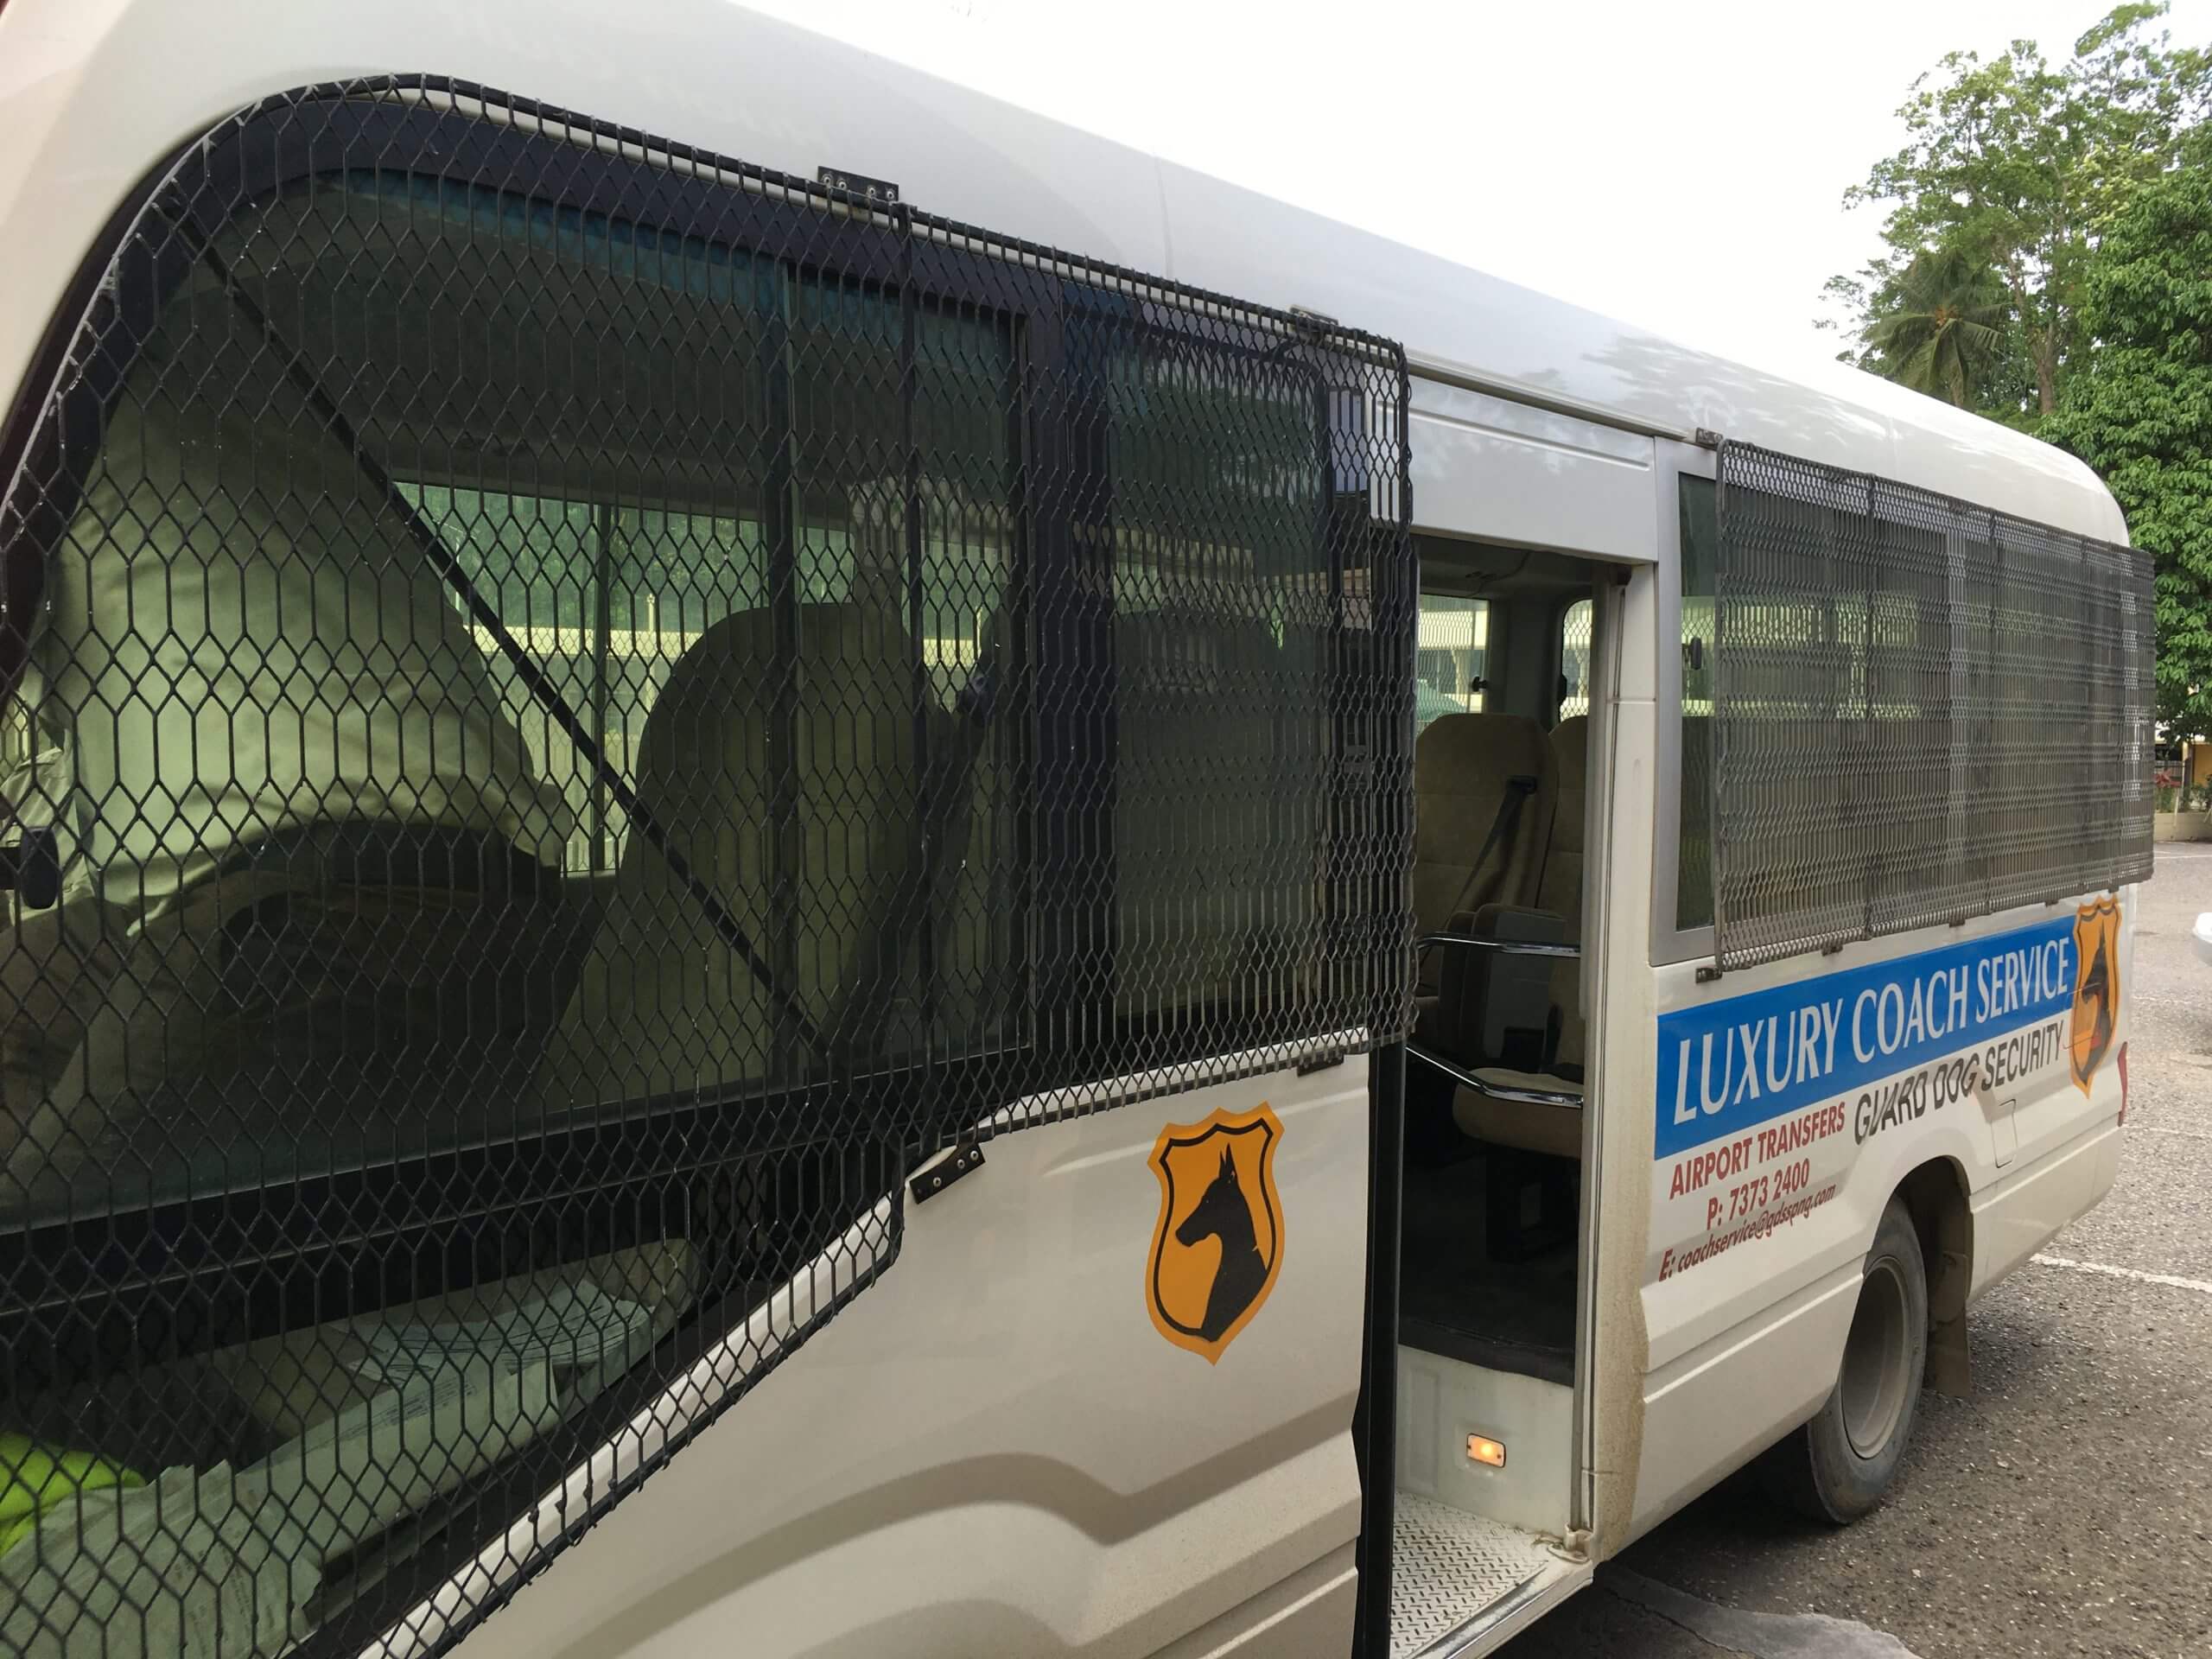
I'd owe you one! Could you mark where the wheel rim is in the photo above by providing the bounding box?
[1840,1256,1911,1459]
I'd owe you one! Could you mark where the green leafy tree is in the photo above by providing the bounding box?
[1822,4,2209,422]
[2045,130,2212,730]
[1859,246,2010,406]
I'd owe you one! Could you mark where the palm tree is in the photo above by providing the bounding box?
[1865,247,2010,409]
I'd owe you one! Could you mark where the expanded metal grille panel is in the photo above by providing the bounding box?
[0,79,1414,1658]
[1713,442,2152,969]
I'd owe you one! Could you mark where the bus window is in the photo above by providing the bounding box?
[0,149,1033,1649]
[1681,467,1871,945]
[1703,442,2152,964]
[1417,595,1488,729]
[1559,598,1592,719]
[1071,294,1370,1034]
[391,485,731,878]
[0,168,1026,1205]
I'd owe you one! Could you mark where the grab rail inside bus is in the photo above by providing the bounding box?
[1403,1039,1583,1109]
[1408,930,1583,1109]
[1414,930,1580,960]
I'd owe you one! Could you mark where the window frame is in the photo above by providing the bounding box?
[1651,439,1717,966]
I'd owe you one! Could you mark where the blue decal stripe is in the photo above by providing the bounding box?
[1655,918,2075,1160]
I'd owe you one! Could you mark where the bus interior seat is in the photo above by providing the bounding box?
[1536,714,1586,936]
[1400,710,1581,1358]
[1454,713,1588,1158]
[0,324,612,1207]
[1411,712,1556,1000]
[0,823,604,1217]
[536,597,933,1112]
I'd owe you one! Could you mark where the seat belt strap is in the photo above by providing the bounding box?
[1441,773,1537,931]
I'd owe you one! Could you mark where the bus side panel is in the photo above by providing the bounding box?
[1630,1263,1860,1539]
[1630,1071,1984,1536]
[1628,901,2126,1537]
[1967,1117,2121,1298]
[444,1058,1371,1659]
[1968,888,2133,1295]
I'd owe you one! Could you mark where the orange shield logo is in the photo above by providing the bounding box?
[2069,897,2120,1095]
[1147,1104,1285,1364]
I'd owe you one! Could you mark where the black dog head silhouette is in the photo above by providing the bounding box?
[1173,1145,1269,1343]
[1177,1147,1252,1248]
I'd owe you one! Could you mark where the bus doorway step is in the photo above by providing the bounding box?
[1389,1493,1587,1658]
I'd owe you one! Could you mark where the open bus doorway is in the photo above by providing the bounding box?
[1386,538,1612,1653]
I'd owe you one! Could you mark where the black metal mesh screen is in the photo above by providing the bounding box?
[1712,442,2152,969]
[0,79,1414,1657]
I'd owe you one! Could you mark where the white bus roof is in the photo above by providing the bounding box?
[0,0,2125,543]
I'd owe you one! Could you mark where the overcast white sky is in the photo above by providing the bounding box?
[741,0,2212,379]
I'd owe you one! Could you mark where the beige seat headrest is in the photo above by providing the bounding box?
[1412,712,1556,940]
[1415,712,1552,792]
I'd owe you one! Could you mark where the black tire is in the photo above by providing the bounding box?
[1759,1195,1929,1524]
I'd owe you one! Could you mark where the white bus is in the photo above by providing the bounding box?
[0,4,2150,1658]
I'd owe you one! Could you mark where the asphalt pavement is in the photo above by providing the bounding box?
[1498,849,2212,1659]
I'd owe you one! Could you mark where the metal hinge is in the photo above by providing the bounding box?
[816,166,901,207]
[1542,1527,1593,1565]
[910,1140,985,1205]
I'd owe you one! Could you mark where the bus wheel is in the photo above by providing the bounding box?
[1761,1196,1928,1523]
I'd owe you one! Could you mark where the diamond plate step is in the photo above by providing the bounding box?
[1389,1493,1560,1658]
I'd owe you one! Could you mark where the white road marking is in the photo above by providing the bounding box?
[2030,1253,2212,1295]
